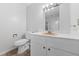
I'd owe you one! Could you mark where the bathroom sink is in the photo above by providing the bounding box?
[40,32,57,36]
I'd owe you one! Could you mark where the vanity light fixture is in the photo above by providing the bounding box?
[42,3,54,12]
[43,3,61,12]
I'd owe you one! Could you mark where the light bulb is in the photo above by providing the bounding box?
[49,3,53,5]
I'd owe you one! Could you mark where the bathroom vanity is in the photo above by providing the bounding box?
[26,3,79,56]
[29,32,79,56]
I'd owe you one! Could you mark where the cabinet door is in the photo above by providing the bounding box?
[31,36,46,56]
[47,44,74,56]
[47,45,54,56]
[54,48,74,56]
[31,38,41,56]
[46,38,74,56]
[31,42,47,56]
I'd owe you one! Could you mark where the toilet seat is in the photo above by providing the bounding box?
[14,39,29,46]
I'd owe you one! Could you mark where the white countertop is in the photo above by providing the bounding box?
[30,32,79,40]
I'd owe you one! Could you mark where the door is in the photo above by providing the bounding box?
[31,41,47,56]
[54,48,74,56]
[31,35,47,56]
[46,37,74,56]
[47,44,54,56]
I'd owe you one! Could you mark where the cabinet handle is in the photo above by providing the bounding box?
[48,48,51,51]
[43,46,46,49]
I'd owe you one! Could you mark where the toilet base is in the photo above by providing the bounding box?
[18,43,29,54]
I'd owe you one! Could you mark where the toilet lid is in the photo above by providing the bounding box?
[14,39,29,46]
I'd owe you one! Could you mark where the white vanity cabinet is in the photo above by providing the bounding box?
[46,44,73,56]
[53,48,74,56]
[45,37,74,56]
[31,35,55,56]
[30,35,47,56]
[30,34,78,56]
[46,44,54,56]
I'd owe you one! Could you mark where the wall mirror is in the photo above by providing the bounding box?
[43,3,61,33]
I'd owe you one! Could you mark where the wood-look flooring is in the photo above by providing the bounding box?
[2,48,30,56]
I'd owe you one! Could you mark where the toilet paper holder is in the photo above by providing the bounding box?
[13,34,18,37]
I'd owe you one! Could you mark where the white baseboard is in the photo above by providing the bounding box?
[0,47,16,56]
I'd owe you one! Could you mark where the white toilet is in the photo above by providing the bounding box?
[14,39,30,54]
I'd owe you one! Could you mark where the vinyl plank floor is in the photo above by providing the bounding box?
[2,48,30,56]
